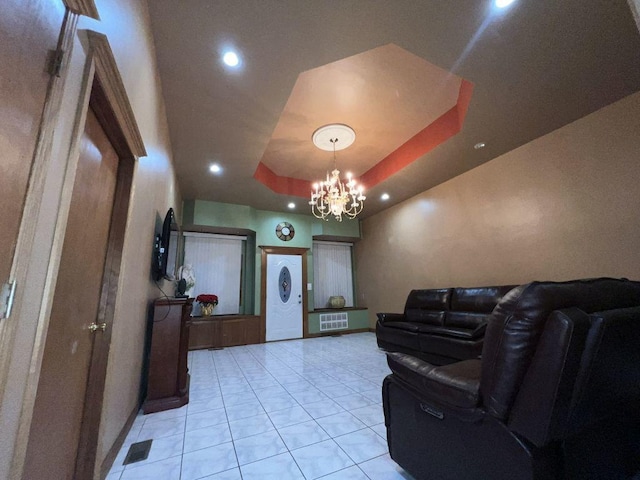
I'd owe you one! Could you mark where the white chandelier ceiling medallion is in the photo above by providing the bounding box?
[309,124,366,222]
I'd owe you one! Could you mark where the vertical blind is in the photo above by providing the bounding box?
[183,233,244,315]
[313,241,354,309]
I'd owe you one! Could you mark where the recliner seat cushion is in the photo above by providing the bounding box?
[387,352,481,409]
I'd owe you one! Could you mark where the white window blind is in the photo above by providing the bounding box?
[313,241,354,309]
[183,233,244,315]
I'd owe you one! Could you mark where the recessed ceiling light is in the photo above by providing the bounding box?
[209,164,222,174]
[474,142,486,150]
[495,0,515,8]
[222,51,240,67]
[287,202,295,209]
[381,193,390,201]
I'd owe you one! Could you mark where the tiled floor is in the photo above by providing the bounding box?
[107,332,415,480]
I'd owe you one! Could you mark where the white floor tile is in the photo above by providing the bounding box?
[302,398,344,418]
[278,419,330,450]
[180,442,238,480]
[240,452,305,479]
[370,422,387,439]
[316,411,367,438]
[225,401,265,421]
[228,412,275,440]
[199,467,242,479]
[290,438,354,479]
[138,416,185,441]
[184,423,232,453]
[317,465,370,480]
[334,428,389,464]
[359,453,415,480]
[186,407,228,431]
[333,392,375,411]
[267,405,313,429]
[233,429,287,465]
[120,455,182,480]
[350,404,384,426]
[187,395,225,414]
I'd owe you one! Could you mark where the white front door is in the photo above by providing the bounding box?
[266,254,303,341]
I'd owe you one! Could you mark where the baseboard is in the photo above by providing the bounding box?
[99,404,138,479]
[306,327,371,338]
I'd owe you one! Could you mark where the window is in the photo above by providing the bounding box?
[183,233,245,315]
[313,241,354,309]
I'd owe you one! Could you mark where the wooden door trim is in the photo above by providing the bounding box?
[0,9,81,478]
[63,0,99,19]
[259,246,309,342]
[8,26,146,479]
[74,32,144,480]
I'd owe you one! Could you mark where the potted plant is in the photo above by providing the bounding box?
[196,294,218,316]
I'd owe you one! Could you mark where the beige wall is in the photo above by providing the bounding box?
[355,92,640,324]
[77,0,181,473]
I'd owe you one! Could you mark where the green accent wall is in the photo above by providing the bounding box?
[183,200,361,316]
[307,309,370,334]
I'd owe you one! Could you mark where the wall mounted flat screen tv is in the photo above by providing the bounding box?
[153,208,176,281]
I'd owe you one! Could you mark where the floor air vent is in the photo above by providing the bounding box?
[320,312,348,332]
[123,439,152,465]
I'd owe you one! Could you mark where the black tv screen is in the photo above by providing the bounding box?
[153,208,175,281]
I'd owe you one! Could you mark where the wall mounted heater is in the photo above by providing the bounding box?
[319,312,348,332]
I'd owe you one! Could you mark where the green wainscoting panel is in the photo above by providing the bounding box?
[308,309,369,335]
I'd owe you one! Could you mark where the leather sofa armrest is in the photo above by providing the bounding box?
[470,322,487,339]
[387,352,481,409]
[377,313,405,323]
[508,308,592,447]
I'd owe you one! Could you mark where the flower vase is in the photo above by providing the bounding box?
[329,296,346,309]
[200,303,215,316]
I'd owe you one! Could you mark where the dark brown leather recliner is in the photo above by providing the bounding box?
[382,278,640,480]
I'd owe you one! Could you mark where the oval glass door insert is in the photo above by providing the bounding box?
[279,266,291,303]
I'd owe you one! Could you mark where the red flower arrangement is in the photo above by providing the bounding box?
[196,294,218,305]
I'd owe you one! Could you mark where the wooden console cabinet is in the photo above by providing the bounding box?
[142,297,192,414]
[189,315,261,350]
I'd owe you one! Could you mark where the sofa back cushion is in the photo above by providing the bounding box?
[480,278,640,420]
[445,312,488,330]
[446,286,516,329]
[404,289,451,325]
[451,286,517,313]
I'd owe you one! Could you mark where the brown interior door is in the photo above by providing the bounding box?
[23,107,119,480]
[0,1,65,284]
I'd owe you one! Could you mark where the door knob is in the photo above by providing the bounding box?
[88,322,107,332]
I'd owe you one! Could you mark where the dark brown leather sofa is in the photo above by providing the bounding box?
[376,285,516,365]
[382,277,640,480]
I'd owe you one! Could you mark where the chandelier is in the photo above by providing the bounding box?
[309,124,366,222]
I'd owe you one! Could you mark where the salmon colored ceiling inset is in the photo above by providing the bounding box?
[254,44,473,197]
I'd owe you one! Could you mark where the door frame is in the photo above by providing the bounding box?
[4,17,146,480]
[259,246,309,342]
